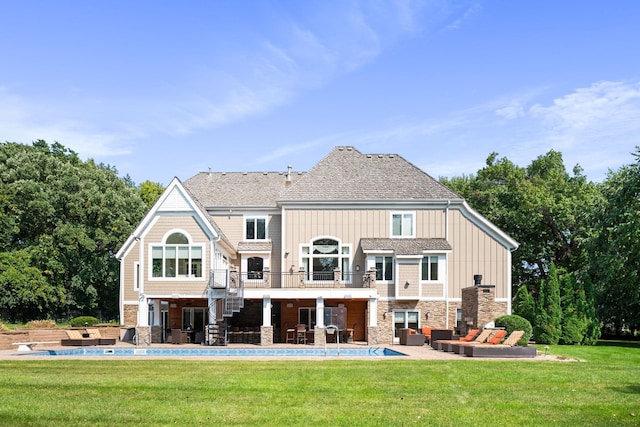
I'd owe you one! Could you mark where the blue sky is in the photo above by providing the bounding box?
[2,1,639,185]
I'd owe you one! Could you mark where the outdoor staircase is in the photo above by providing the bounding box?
[208,269,244,320]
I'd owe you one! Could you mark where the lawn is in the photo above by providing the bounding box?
[0,342,638,426]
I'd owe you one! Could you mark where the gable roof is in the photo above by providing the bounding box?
[279,146,462,202]
[116,177,234,260]
[184,171,304,208]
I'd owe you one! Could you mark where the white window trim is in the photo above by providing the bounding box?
[420,254,446,283]
[133,261,140,291]
[148,229,205,281]
[300,236,352,283]
[243,215,268,241]
[241,254,271,284]
[390,211,416,238]
[366,254,394,283]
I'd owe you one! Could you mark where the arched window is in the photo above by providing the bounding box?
[247,257,264,280]
[152,231,203,278]
[301,238,351,281]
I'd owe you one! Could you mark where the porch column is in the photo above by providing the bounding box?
[262,296,272,327]
[314,297,326,346]
[369,297,378,327]
[138,295,149,327]
[315,297,325,328]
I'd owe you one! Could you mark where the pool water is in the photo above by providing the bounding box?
[38,347,406,357]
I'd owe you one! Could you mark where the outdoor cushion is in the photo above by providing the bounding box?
[459,329,480,341]
[486,330,508,344]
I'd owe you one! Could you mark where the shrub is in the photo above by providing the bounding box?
[0,323,9,332]
[494,314,532,346]
[70,316,99,327]
[26,319,56,329]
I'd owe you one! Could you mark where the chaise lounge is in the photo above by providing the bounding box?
[61,329,99,346]
[86,328,116,345]
[433,329,487,352]
[463,331,536,358]
[449,330,508,354]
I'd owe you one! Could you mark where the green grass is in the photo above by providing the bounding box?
[0,342,639,426]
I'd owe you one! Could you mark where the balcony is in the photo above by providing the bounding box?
[211,269,376,290]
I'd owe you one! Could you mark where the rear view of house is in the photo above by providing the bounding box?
[116,146,518,345]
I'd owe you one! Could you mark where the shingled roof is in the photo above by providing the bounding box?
[279,146,462,202]
[184,171,304,208]
[360,238,452,255]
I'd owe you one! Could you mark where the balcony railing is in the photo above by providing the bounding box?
[212,269,375,289]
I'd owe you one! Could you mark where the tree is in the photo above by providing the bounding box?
[589,148,640,336]
[0,141,147,321]
[559,273,587,344]
[512,285,535,327]
[534,263,562,344]
[442,150,601,295]
[138,180,165,209]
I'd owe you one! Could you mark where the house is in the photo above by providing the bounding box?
[116,146,518,345]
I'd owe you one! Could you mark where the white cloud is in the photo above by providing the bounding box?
[530,81,640,134]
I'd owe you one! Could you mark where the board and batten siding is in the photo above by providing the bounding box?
[283,208,447,287]
[139,215,211,296]
[447,209,510,300]
[122,243,140,302]
[210,212,283,273]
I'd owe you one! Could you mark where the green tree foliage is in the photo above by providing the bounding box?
[559,273,587,344]
[534,263,562,344]
[0,141,147,321]
[580,273,601,344]
[442,150,601,294]
[512,285,535,327]
[138,180,165,209]
[589,148,640,336]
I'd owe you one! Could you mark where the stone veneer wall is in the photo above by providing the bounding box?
[461,285,507,331]
[260,326,273,346]
[123,304,137,326]
[135,326,151,346]
[375,301,450,345]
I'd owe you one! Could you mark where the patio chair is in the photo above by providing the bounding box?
[86,328,116,345]
[61,329,99,346]
[295,324,307,344]
[433,328,486,351]
[170,328,187,344]
[285,326,296,344]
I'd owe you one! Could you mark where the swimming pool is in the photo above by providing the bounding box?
[37,347,406,357]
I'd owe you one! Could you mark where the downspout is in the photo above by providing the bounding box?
[445,201,450,329]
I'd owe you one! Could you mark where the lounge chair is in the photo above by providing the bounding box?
[433,329,487,352]
[86,328,116,345]
[449,330,508,354]
[61,329,99,346]
[463,331,536,358]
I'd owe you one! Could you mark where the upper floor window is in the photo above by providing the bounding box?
[391,212,415,238]
[245,216,267,240]
[247,256,264,280]
[375,256,393,281]
[301,238,351,281]
[151,231,203,278]
[421,255,439,281]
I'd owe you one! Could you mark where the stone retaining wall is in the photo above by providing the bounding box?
[0,326,122,350]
